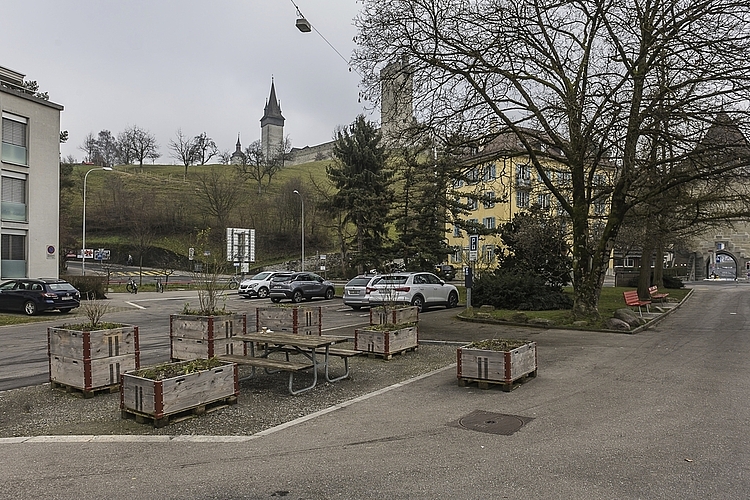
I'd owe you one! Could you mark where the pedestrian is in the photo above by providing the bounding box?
[127,254,133,266]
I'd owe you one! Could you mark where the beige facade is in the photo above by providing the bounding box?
[0,65,63,279]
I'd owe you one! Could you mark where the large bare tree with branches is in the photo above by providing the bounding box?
[355,0,750,318]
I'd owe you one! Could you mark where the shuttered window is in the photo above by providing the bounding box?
[1,176,26,221]
[1,114,28,166]
[2,118,26,147]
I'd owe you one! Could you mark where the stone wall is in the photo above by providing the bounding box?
[287,141,335,166]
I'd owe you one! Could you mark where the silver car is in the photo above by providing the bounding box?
[238,271,292,299]
[367,272,459,312]
[343,274,380,310]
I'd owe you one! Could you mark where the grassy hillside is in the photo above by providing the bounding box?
[62,160,336,270]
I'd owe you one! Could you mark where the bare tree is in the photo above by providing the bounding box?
[119,125,160,168]
[168,129,199,180]
[354,0,750,318]
[79,133,98,164]
[194,169,242,235]
[194,132,219,165]
[235,140,282,194]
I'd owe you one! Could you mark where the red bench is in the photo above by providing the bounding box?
[648,285,669,303]
[623,290,651,316]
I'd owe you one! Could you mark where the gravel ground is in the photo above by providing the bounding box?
[0,344,458,437]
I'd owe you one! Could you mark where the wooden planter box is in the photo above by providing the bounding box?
[457,340,537,391]
[121,360,239,427]
[47,325,140,396]
[354,325,418,359]
[169,314,247,361]
[369,306,419,326]
[255,306,322,335]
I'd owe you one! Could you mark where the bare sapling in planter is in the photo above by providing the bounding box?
[48,295,140,397]
[169,229,247,361]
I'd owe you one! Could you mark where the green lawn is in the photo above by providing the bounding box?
[459,286,691,330]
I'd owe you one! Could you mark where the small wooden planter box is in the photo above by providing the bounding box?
[47,325,140,396]
[121,361,239,427]
[369,306,419,326]
[457,340,537,391]
[354,326,418,359]
[169,314,247,361]
[255,306,322,335]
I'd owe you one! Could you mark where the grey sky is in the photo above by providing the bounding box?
[2,0,369,161]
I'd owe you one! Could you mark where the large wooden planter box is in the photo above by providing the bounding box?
[169,314,247,361]
[354,325,418,359]
[47,325,140,396]
[255,306,322,335]
[369,306,419,326]
[457,340,537,391]
[121,360,239,427]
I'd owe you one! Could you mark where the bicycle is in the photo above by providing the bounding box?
[227,274,241,290]
[126,277,138,294]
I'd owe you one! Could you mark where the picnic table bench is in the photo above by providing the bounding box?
[648,285,669,303]
[623,290,651,316]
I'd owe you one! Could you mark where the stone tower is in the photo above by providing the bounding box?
[380,56,415,146]
[260,79,285,160]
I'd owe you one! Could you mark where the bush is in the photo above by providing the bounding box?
[472,268,573,310]
[62,275,107,299]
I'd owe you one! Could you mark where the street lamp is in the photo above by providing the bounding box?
[82,166,112,275]
[293,190,304,271]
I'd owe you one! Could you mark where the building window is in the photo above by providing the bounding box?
[559,171,571,185]
[594,199,607,215]
[483,245,495,262]
[537,193,550,208]
[467,197,478,211]
[516,190,529,208]
[467,167,480,184]
[483,191,496,209]
[453,225,462,238]
[483,163,496,181]
[624,257,635,268]
[1,114,28,166]
[452,248,463,264]
[483,217,496,229]
[1,233,26,278]
[453,178,463,189]
[516,164,531,186]
[1,175,26,221]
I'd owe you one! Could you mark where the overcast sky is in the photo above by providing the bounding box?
[1,0,370,162]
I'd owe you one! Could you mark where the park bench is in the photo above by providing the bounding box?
[648,285,669,303]
[623,290,651,317]
[218,354,315,395]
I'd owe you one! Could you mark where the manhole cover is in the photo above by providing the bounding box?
[449,410,533,435]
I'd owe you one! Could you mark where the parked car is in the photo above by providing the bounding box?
[367,272,459,312]
[0,278,81,316]
[269,272,336,303]
[238,271,292,299]
[343,274,380,310]
[435,264,457,281]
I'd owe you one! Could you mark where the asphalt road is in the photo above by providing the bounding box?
[1,282,749,499]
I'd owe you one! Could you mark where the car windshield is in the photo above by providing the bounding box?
[250,272,272,280]
[376,275,408,285]
[271,274,293,282]
[47,282,77,292]
[347,277,373,286]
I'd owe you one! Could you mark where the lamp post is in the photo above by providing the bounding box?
[293,190,304,271]
[82,166,112,275]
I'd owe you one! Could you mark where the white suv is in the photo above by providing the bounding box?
[238,271,292,299]
[367,272,459,312]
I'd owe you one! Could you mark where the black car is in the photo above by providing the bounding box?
[435,264,457,281]
[0,278,81,316]
[269,272,336,303]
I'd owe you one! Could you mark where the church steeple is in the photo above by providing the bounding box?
[235,134,242,152]
[261,79,285,128]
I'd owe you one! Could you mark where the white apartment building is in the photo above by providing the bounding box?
[0,65,63,279]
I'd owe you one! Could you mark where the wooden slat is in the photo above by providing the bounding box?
[217,355,313,372]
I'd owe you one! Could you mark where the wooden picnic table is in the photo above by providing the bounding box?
[218,332,350,395]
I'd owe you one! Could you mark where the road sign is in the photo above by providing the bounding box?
[188,247,195,261]
[82,249,94,259]
[469,235,478,252]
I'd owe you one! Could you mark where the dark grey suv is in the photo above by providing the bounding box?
[269,272,336,303]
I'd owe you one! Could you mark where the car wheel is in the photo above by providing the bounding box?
[411,295,426,312]
[292,290,304,303]
[257,287,269,299]
[24,301,38,316]
[447,291,459,308]
[270,297,281,303]
[325,287,335,300]
[59,308,72,314]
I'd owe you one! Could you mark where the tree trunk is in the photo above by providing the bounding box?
[637,236,656,300]
[653,239,664,288]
